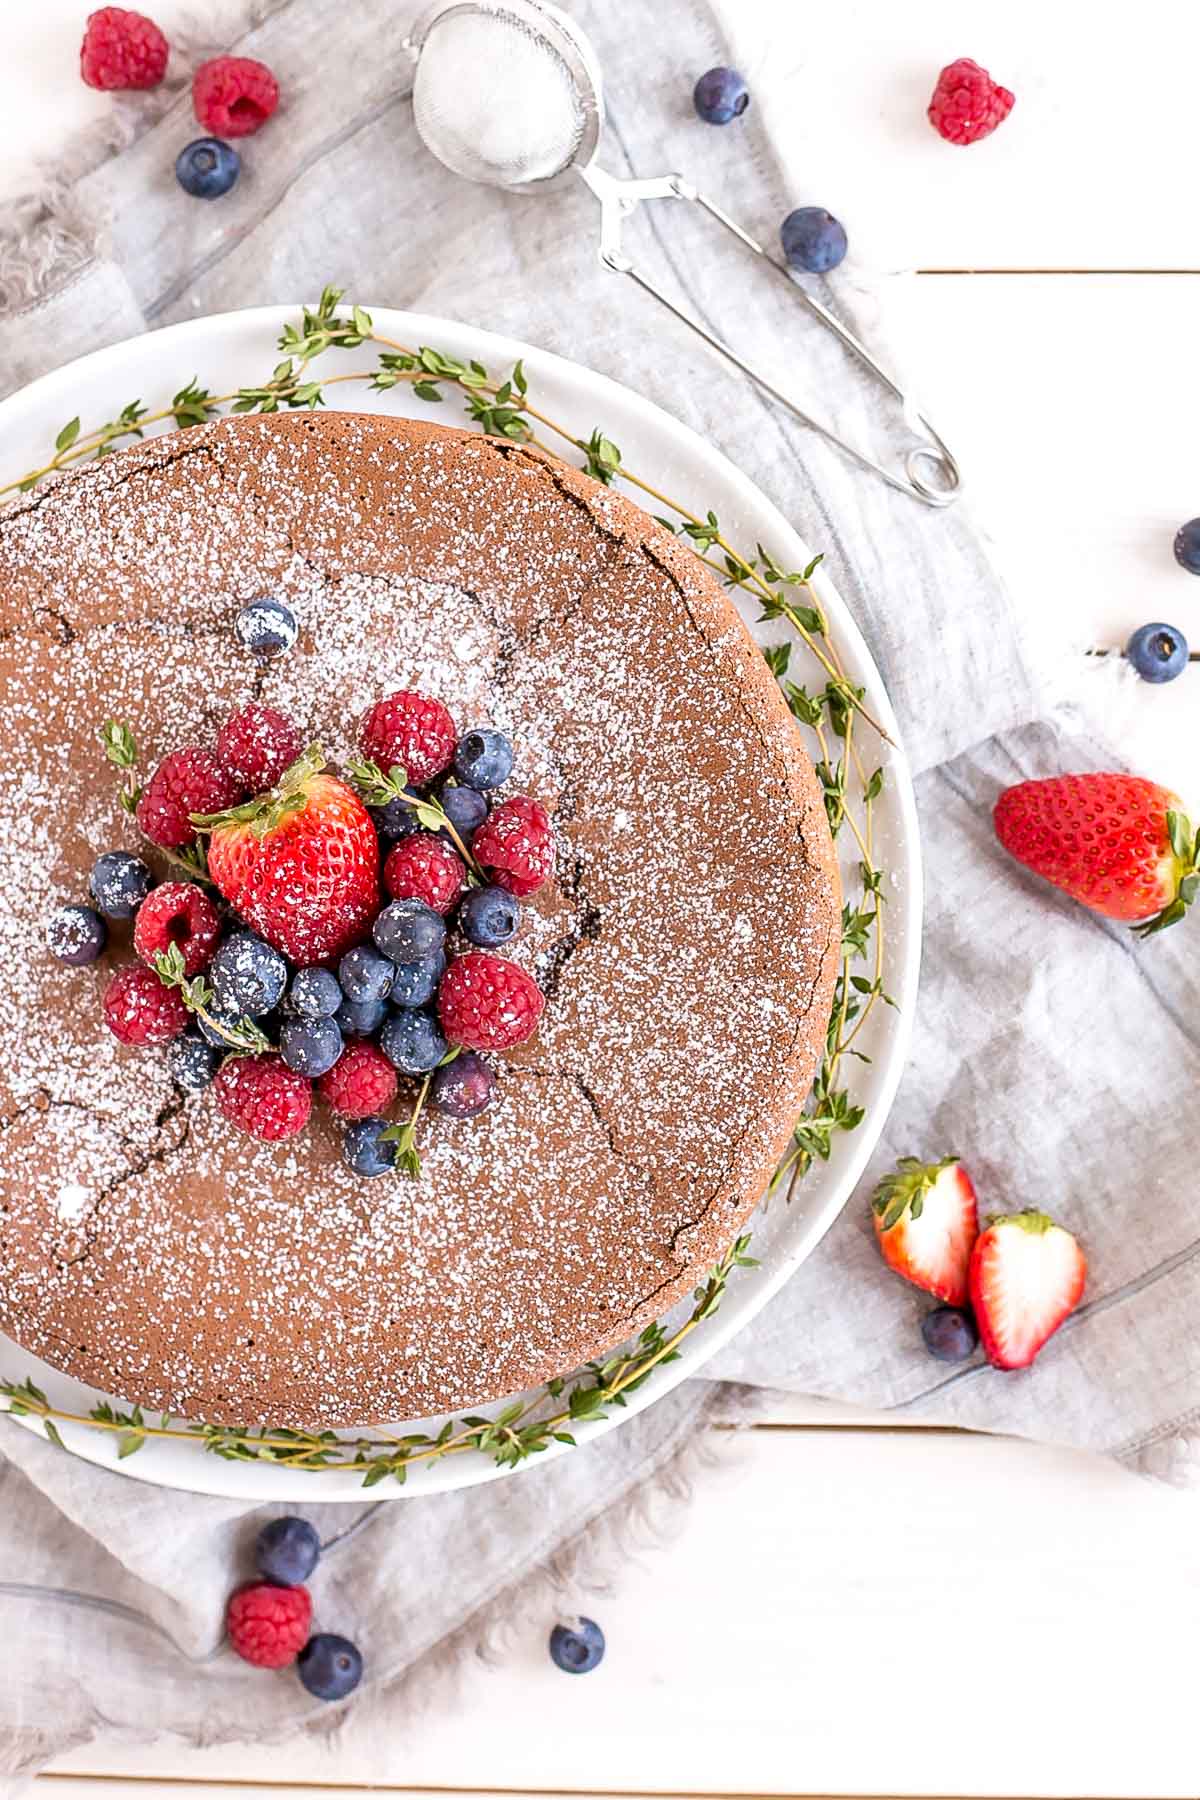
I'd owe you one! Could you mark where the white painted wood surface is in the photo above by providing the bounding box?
[7,2,1200,1794]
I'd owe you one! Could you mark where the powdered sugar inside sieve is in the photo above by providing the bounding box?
[411,7,589,188]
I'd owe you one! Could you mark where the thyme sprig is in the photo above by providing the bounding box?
[0,1235,757,1484]
[154,944,271,1055]
[99,720,210,884]
[345,757,483,876]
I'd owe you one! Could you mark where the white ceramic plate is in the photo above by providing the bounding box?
[0,307,921,1499]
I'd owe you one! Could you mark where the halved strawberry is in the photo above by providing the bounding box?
[195,745,379,964]
[871,1156,978,1306]
[969,1210,1086,1371]
[994,773,1200,934]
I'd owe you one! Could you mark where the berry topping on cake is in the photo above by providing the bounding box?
[226,1582,312,1668]
[335,995,387,1039]
[48,904,107,966]
[337,945,395,1005]
[438,952,545,1052]
[871,1155,979,1307]
[372,898,446,963]
[103,963,189,1046]
[968,1211,1086,1370]
[175,138,240,201]
[453,728,514,791]
[927,57,1015,146]
[80,6,168,90]
[437,783,488,838]
[279,1015,343,1077]
[342,1115,398,1177]
[297,1633,364,1702]
[256,1516,320,1587]
[234,597,298,658]
[217,704,303,791]
[994,773,1200,933]
[210,931,288,1017]
[472,795,554,898]
[430,1050,495,1118]
[192,54,279,138]
[201,748,380,963]
[387,950,445,1009]
[168,1032,218,1092]
[136,747,241,849]
[358,690,457,786]
[383,835,466,914]
[318,1041,398,1118]
[379,1007,448,1074]
[213,1054,312,1142]
[132,881,221,976]
[459,885,520,948]
[89,850,153,919]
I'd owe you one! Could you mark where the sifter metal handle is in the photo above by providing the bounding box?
[578,166,961,508]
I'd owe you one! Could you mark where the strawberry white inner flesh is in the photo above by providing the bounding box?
[980,1225,1084,1366]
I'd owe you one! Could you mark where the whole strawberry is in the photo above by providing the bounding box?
[927,57,1014,146]
[198,746,380,963]
[438,952,544,1051]
[994,773,1200,934]
[969,1210,1086,1370]
[871,1156,978,1306]
[473,795,554,898]
[359,690,457,787]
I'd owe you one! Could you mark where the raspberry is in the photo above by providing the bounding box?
[383,835,465,914]
[103,963,188,1046]
[318,1041,398,1118]
[927,58,1014,146]
[193,55,279,138]
[216,704,302,793]
[472,796,554,898]
[359,691,457,787]
[80,7,168,91]
[136,748,242,850]
[226,1582,312,1669]
[132,881,221,976]
[214,1054,312,1141]
[437,952,544,1052]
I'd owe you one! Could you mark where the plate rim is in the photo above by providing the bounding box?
[0,304,922,1498]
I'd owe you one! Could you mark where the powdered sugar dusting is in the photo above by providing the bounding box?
[0,414,838,1427]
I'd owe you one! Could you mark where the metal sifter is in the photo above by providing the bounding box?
[401,0,961,506]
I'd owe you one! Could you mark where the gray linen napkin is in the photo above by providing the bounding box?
[2,0,1196,1782]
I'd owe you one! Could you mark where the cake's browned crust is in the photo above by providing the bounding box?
[0,413,839,1426]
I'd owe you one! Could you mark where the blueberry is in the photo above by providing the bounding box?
[198,1004,255,1049]
[338,945,395,1004]
[780,206,848,274]
[280,1016,343,1077]
[438,783,488,838]
[388,949,446,1009]
[379,1008,447,1075]
[211,932,288,1017]
[48,904,107,966]
[369,791,422,841]
[297,1632,364,1701]
[343,1115,396,1177]
[373,899,446,963]
[175,137,240,200]
[549,1617,605,1674]
[692,66,749,124]
[921,1306,979,1364]
[287,967,342,1019]
[89,851,153,920]
[430,1050,495,1119]
[1125,621,1189,683]
[168,1032,218,1091]
[1173,518,1200,574]
[256,1515,320,1587]
[453,728,514,792]
[459,885,520,949]
[336,995,387,1038]
[234,597,298,659]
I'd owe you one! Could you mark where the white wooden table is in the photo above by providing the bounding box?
[11,3,1200,1795]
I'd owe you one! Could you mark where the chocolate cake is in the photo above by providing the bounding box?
[0,413,839,1427]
